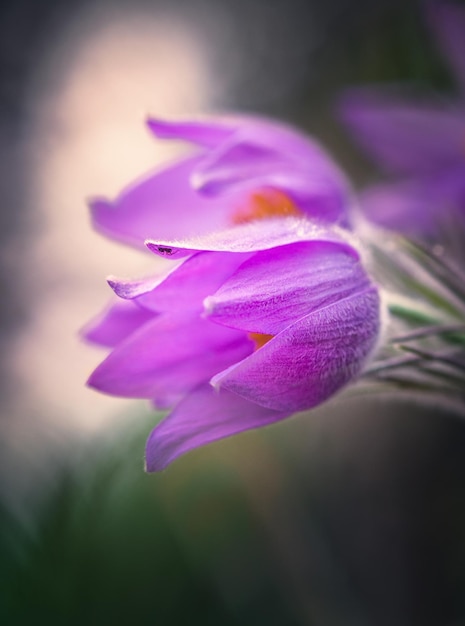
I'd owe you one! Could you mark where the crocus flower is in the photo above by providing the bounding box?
[84,114,380,471]
[339,2,465,237]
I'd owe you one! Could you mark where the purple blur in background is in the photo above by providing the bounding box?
[340,2,465,238]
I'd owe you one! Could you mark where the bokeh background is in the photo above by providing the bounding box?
[1,0,465,624]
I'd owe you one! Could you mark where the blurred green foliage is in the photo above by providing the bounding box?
[0,410,391,626]
[3,401,465,626]
[0,417,314,625]
[0,420,298,625]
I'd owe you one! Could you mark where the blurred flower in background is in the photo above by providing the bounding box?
[340,2,465,242]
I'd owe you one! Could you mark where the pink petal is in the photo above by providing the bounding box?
[146,117,236,148]
[89,155,248,249]
[87,313,253,404]
[146,216,357,259]
[212,286,380,412]
[107,259,185,299]
[145,384,290,471]
[192,123,351,226]
[205,241,370,334]
[113,251,253,313]
[81,299,155,348]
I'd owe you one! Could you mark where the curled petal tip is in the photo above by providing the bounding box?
[85,370,99,391]
[202,296,214,315]
[145,116,165,135]
[106,275,135,298]
[106,275,141,300]
[87,196,111,212]
[106,276,118,290]
[209,376,221,392]
[144,385,290,471]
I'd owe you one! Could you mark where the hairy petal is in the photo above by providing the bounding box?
[107,259,186,299]
[87,313,253,404]
[110,251,253,313]
[90,114,353,250]
[81,299,155,348]
[212,287,380,412]
[145,384,290,471]
[147,117,236,148]
[89,155,247,248]
[192,123,351,225]
[205,241,371,334]
[146,216,357,259]
[194,116,348,174]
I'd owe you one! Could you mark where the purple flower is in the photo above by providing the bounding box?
[84,114,380,471]
[89,115,353,248]
[339,2,465,237]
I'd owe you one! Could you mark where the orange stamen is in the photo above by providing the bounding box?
[232,189,302,225]
[232,190,297,351]
[249,332,274,350]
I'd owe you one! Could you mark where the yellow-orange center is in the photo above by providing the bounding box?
[231,188,302,225]
[232,189,301,350]
[249,332,274,350]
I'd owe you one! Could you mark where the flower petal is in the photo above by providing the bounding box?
[145,384,290,471]
[107,259,185,300]
[81,299,155,348]
[89,155,248,248]
[192,122,351,225]
[87,313,253,405]
[111,251,254,313]
[146,216,357,258]
[146,117,236,148]
[212,286,380,412]
[340,89,465,175]
[205,241,371,334]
